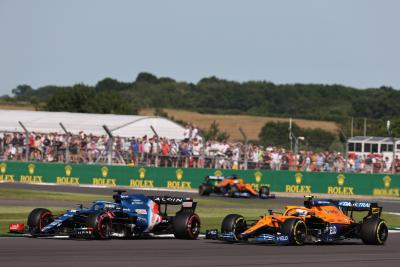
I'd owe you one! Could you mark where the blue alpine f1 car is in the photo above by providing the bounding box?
[21,190,200,240]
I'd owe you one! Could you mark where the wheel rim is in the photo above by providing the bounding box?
[98,218,111,239]
[187,216,200,238]
[39,212,53,231]
[294,221,307,244]
[377,222,388,243]
[233,219,246,240]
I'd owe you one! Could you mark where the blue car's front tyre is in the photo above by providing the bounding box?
[86,212,112,240]
[27,208,53,236]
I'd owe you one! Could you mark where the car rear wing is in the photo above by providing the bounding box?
[205,175,225,181]
[151,196,197,212]
[335,200,382,218]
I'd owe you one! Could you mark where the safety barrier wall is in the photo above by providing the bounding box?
[0,161,399,197]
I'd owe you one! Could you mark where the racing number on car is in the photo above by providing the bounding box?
[329,226,337,235]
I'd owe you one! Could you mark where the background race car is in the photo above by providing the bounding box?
[9,190,200,240]
[206,196,388,245]
[198,174,274,199]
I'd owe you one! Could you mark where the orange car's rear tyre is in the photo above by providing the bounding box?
[259,186,270,198]
[199,184,212,196]
[221,214,247,241]
[228,186,239,198]
[361,218,388,245]
[280,218,307,245]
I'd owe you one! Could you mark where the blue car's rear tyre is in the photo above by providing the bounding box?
[86,212,112,240]
[27,208,53,236]
[173,212,200,239]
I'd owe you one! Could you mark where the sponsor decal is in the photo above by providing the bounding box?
[135,209,147,215]
[327,174,354,195]
[0,163,15,182]
[92,166,116,186]
[153,196,184,204]
[130,167,155,188]
[285,173,312,193]
[373,176,399,197]
[56,165,80,185]
[254,171,262,183]
[19,163,43,184]
[167,169,191,190]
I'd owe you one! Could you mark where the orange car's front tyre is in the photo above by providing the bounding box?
[280,218,307,245]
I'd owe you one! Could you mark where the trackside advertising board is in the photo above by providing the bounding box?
[0,161,399,197]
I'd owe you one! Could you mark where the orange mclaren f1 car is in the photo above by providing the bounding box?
[206,196,388,245]
[198,174,274,199]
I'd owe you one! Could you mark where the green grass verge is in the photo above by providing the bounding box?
[0,188,110,202]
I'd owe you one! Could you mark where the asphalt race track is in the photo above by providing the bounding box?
[0,234,399,267]
[1,182,400,266]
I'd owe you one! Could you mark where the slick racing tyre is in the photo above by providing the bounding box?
[86,212,112,240]
[360,218,388,245]
[259,186,270,198]
[199,184,212,196]
[27,208,54,236]
[221,214,247,241]
[228,186,239,198]
[280,218,307,245]
[173,212,201,239]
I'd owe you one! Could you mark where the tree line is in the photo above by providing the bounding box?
[2,72,400,149]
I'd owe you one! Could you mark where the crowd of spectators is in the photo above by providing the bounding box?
[1,126,400,174]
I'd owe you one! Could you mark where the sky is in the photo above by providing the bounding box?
[0,0,399,95]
